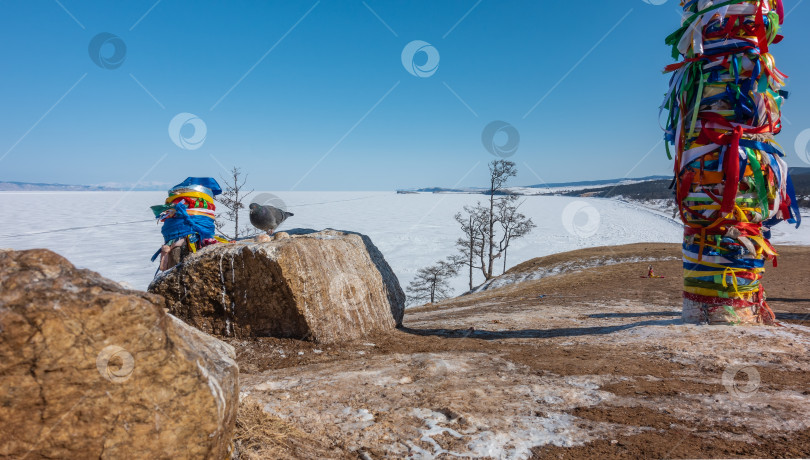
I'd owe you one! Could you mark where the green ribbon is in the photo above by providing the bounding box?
[745,148,769,219]
[665,0,751,60]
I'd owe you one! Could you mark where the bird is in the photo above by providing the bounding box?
[249,203,294,235]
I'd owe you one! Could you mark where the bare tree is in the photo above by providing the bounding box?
[485,160,517,279]
[215,167,254,240]
[452,160,535,286]
[495,195,536,273]
[407,260,459,305]
[452,205,487,291]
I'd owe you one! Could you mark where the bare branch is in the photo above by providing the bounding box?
[215,166,255,240]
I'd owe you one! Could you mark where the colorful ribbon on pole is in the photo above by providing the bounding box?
[150,177,229,270]
[661,0,800,324]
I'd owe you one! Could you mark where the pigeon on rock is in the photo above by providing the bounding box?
[249,203,294,235]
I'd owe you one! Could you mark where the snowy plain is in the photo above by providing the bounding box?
[0,191,807,300]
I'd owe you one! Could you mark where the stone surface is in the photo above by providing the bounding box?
[0,249,239,459]
[254,233,271,243]
[149,229,405,344]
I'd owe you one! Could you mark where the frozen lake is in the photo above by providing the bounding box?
[0,191,806,301]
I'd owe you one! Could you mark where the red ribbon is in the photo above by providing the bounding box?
[721,125,744,214]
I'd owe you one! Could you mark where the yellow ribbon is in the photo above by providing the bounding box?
[165,191,214,205]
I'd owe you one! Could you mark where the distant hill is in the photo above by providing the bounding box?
[0,181,174,192]
[0,181,121,192]
[527,175,670,189]
[562,167,810,207]
[562,179,674,200]
[401,176,671,195]
[407,187,487,193]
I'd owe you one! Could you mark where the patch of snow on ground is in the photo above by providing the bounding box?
[241,353,639,458]
[408,409,592,460]
[475,255,680,292]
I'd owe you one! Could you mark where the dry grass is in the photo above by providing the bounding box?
[232,399,314,459]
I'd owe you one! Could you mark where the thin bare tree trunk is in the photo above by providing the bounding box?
[487,182,495,279]
[468,215,474,290]
[478,232,488,279]
[232,170,242,239]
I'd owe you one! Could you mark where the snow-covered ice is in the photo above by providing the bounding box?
[0,191,806,299]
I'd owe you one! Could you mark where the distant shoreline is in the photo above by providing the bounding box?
[0,181,170,192]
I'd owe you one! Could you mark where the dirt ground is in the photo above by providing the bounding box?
[230,243,810,459]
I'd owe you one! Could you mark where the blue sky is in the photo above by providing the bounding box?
[1,0,808,191]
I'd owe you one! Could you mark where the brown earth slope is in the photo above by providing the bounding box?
[232,243,810,459]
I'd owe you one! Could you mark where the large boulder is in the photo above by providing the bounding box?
[149,229,405,344]
[0,249,239,459]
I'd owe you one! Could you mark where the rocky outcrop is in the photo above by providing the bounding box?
[149,229,405,344]
[0,249,238,459]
